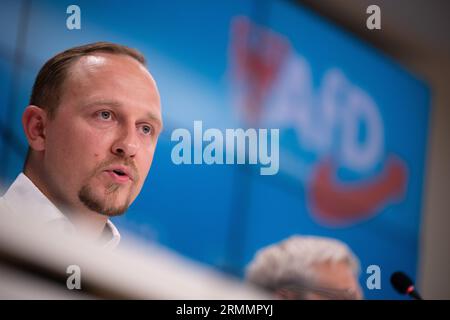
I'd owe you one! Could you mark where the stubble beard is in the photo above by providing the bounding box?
[78,159,138,217]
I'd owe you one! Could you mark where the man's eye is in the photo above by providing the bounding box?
[141,125,153,135]
[99,111,112,120]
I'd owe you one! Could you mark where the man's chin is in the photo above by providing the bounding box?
[78,184,131,217]
[99,204,129,217]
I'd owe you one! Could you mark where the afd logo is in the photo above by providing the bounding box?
[229,16,407,226]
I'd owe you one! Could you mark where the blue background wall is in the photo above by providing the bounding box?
[0,0,430,299]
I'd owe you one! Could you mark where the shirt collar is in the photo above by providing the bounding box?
[1,173,121,249]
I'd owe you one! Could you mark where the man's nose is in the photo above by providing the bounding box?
[112,126,139,158]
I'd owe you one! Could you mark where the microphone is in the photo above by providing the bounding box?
[390,271,423,300]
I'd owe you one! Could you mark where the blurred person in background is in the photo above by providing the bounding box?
[245,235,363,300]
[0,42,163,249]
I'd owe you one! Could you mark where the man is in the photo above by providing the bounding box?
[245,235,363,300]
[0,42,163,249]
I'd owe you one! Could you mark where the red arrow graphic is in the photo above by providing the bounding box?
[307,155,408,226]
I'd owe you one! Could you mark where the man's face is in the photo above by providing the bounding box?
[306,260,363,300]
[42,53,162,216]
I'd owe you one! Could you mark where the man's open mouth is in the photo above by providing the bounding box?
[113,169,126,176]
[103,166,134,183]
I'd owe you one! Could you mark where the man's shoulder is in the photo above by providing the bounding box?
[0,195,14,216]
[0,174,29,216]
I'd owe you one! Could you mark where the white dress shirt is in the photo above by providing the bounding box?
[0,173,120,249]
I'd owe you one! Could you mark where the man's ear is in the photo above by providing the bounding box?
[22,105,48,152]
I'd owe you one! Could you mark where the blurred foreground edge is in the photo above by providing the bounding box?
[0,207,269,300]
